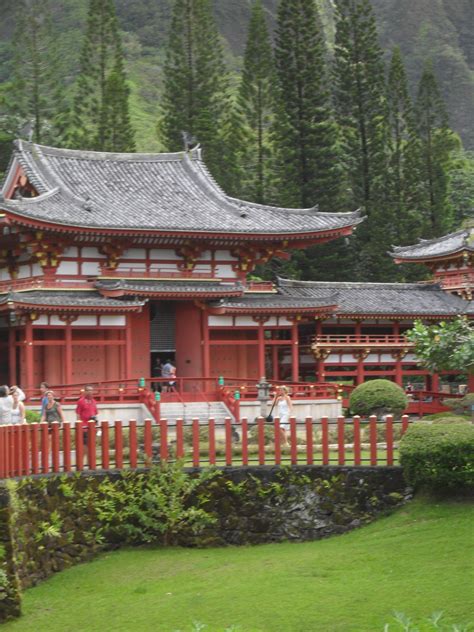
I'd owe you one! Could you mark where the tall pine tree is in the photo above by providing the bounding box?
[237,0,275,204]
[272,0,344,211]
[7,0,60,144]
[61,0,135,152]
[333,0,392,280]
[414,64,456,237]
[386,49,426,243]
[161,0,230,185]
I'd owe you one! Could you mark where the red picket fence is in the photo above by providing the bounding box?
[0,415,411,479]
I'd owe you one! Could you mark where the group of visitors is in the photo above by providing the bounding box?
[0,380,98,435]
[0,384,26,424]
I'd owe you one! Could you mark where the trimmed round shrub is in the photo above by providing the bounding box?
[399,424,474,491]
[349,379,408,418]
[443,392,474,415]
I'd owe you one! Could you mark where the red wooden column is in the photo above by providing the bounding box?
[468,374,474,393]
[315,319,323,381]
[65,319,73,385]
[392,321,403,386]
[201,311,210,378]
[291,319,299,383]
[257,321,265,378]
[8,328,17,385]
[272,345,279,381]
[25,317,34,390]
[431,373,440,392]
[354,321,364,386]
[125,315,133,379]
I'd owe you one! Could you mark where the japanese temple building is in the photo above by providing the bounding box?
[0,141,472,393]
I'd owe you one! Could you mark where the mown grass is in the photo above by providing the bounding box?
[4,497,473,632]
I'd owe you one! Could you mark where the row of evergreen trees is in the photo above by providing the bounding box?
[0,0,469,282]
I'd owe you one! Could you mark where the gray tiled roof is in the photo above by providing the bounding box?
[95,279,243,296]
[0,141,362,235]
[277,278,470,316]
[391,228,474,260]
[0,290,144,309]
[211,293,337,311]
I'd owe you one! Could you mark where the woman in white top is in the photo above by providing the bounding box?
[0,385,12,424]
[273,386,293,447]
[10,390,26,424]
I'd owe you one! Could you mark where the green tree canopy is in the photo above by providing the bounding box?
[407,317,474,374]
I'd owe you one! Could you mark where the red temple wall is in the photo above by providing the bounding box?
[175,302,203,378]
[130,307,151,379]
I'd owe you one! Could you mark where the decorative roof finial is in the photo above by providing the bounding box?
[181,130,197,152]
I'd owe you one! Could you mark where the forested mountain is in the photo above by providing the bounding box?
[0,0,472,151]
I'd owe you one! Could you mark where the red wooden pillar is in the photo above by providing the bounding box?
[8,328,17,385]
[25,317,34,390]
[356,353,365,386]
[201,311,210,378]
[257,322,265,378]
[272,345,279,381]
[65,320,73,385]
[125,315,133,379]
[315,319,323,381]
[291,320,299,383]
[431,373,440,392]
[393,322,403,386]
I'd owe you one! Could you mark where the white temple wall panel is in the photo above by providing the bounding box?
[235,316,258,326]
[34,316,48,325]
[63,246,78,257]
[0,268,9,280]
[122,248,146,260]
[99,315,126,327]
[81,262,100,275]
[17,265,31,278]
[278,317,293,326]
[214,264,235,277]
[208,315,233,326]
[149,249,179,260]
[49,316,65,326]
[57,261,79,275]
[81,247,101,258]
[215,250,238,261]
[74,316,99,326]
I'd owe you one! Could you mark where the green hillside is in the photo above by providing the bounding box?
[0,0,472,151]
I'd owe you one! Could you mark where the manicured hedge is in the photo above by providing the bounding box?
[349,379,408,418]
[399,424,474,491]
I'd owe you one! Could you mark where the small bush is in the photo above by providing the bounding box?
[349,380,408,418]
[399,424,474,491]
[25,409,41,424]
[443,392,474,415]
[430,416,471,425]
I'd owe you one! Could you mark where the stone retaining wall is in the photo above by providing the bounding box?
[0,466,408,623]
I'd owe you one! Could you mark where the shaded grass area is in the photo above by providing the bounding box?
[4,497,473,632]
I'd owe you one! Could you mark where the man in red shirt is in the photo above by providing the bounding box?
[76,385,98,445]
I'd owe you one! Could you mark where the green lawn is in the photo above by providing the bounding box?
[5,498,473,632]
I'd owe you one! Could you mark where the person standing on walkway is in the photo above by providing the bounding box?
[10,389,26,424]
[0,386,12,424]
[75,385,98,445]
[273,386,293,447]
[41,390,65,426]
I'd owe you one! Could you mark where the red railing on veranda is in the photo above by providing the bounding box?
[0,415,411,479]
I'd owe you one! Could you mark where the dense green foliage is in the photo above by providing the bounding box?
[349,379,408,418]
[1,0,473,282]
[407,318,474,375]
[399,423,474,490]
[60,0,135,151]
[161,0,230,187]
[3,498,473,631]
[443,393,474,415]
[237,0,275,204]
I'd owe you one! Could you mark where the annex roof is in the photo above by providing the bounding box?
[0,290,144,312]
[0,141,362,237]
[276,278,471,317]
[209,293,338,315]
[390,227,474,261]
[95,279,243,298]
